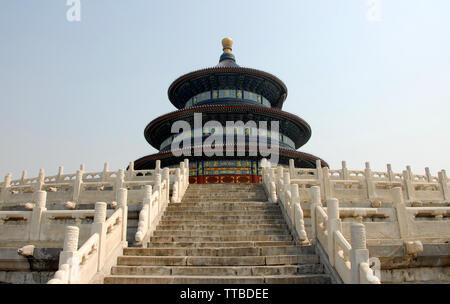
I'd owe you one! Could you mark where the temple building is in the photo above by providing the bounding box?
[132,38,327,184]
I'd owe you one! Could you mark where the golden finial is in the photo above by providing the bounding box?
[222,37,233,53]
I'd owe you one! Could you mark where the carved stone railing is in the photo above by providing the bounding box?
[261,159,309,245]
[282,159,450,204]
[48,189,129,284]
[1,159,190,207]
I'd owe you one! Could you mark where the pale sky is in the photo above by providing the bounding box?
[1,0,449,179]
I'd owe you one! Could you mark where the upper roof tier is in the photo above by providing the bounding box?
[168,38,288,110]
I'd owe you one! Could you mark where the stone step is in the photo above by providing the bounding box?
[171,202,275,207]
[117,255,319,267]
[123,246,313,257]
[181,199,268,203]
[104,274,330,284]
[149,235,293,243]
[162,215,284,221]
[166,205,278,211]
[152,230,290,237]
[110,264,324,276]
[156,223,288,231]
[146,241,296,248]
[159,219,286,225]
[163,211,281,217]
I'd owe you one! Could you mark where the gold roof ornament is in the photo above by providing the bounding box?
[222,37,233,53]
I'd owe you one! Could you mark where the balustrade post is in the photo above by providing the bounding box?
[327,198,341,266]
[425,167,432,183]
[276,167,283,189]
[322,167,331,201]
[59,226,79,283]
[30,190,47,241]
[37,168,45,191]
[350,223,369,284]
[341,161,348,180]
[102,162,109,181]
[127,162,134,180]
[269,168,277,203]
[310,186,322,240]
[155,160,161,175]
[1,173,12,203]
[291,184,308,244]
[437,170,449,201]
[162,168,170,203]
[289,159,295,179]
[72,170,83,202]
[21,170,27,185]
[57,166,64,182]
[172,168,181,203]
[116,169,125,190]
[364,162,376,200]
[387,164,394,182]
[117,188,128,246]
[402,170,415,201]
[392,187,410,239]
[92,202,107,271]
[155,174,162,212]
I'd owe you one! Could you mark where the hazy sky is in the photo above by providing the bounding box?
[1,0,449,180]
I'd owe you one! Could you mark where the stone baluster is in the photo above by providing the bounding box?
[127,162,134,180]
[283,172,291,213]
[364,162,376,200]
[155,160,161,175]
[387,164,394,182]
[180,162,186,192]
[92,202,107,271]
[350,223,370,284]
[1,173,12,203]
[269,168,277,203]
[438,170,449,201]
[292,183,308,244]
[425,167,432,183]
[289,159,295,179]
[21,170,27,185]
[327,198,341,266]
[117,188,128,245]
[276,167,284,193]
[341,161,348,180]
[402,170,415,201]
[57,166,64,182]
[155,174,162,213]
[37,168,45,191]
[310,186,322,241]
[315,160,324,198]
[30,190,47,241]
[116,169,125,190]
[172,168,181,203]
[102,162,109,181]
[322,167,331,201]
[392,187,411,239]
[406,166,413,181]
[162,167,170,202]
[72,170,83,202]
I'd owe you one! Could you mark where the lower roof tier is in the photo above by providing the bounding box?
[132,146,328,170]
[144,104,312,150]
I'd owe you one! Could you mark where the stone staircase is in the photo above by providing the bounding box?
[104,184,331,284]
